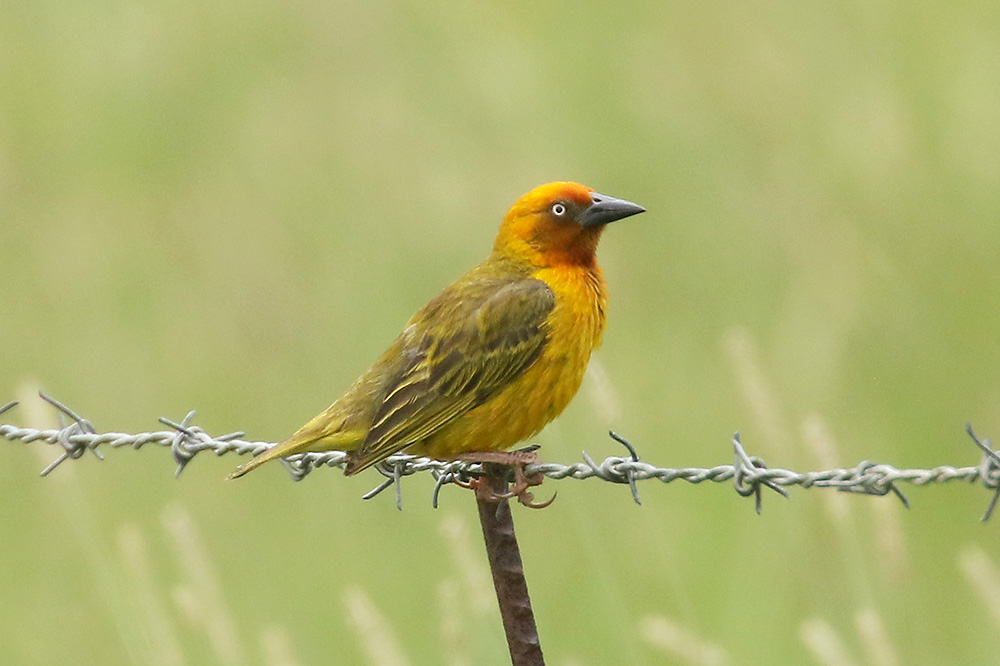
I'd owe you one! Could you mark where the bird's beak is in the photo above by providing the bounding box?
[578,192,646,227]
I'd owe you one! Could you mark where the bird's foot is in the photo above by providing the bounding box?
[452,450,556,509]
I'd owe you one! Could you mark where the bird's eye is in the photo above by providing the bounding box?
[551,203,567,217]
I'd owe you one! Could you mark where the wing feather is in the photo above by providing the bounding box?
[344,278,555,474]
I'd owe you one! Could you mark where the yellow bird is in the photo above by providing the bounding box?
[228,182,643,483]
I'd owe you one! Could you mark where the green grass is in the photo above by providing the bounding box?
[2,0,1000,664]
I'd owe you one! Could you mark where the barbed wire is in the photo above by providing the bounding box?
[1,394,998,520]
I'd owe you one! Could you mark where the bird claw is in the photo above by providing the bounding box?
[512,487,557,510]
[454,450,556,509]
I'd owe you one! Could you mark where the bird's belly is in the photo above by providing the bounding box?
[413,348,589,458]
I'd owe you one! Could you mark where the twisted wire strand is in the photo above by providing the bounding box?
[1,395,998,519]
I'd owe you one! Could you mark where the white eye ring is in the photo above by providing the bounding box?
[551,203,567,216]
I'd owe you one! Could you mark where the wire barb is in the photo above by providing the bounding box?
[609,430,642,505]
[37,392,100,475]
[1,396,999,520]
[966,424,1000,521]
[159,412,197,477]
[836,461,911,509]
[732,433,789,514]
[363,461,408,510]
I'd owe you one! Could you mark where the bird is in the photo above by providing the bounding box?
[227,181,644,491]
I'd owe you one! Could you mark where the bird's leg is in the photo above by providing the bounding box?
[453,450,555,509]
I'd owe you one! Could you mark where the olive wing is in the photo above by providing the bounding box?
[344,278,555,475]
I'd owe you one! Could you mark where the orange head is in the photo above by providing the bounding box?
[494,182,645,267]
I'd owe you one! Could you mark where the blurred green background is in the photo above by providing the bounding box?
[2,0,999,664]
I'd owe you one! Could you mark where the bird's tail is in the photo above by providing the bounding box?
[226,419,360,480]
[226,439,299,479]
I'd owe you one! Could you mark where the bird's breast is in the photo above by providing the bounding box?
[537,264,607,343]
[532,263,608,407]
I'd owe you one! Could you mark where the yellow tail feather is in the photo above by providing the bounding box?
[226,425,362,480]
[226,442,295,479]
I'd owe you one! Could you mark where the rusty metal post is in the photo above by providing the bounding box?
[476,470,544,666]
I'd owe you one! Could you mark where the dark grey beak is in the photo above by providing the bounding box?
[578,192,646,227]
